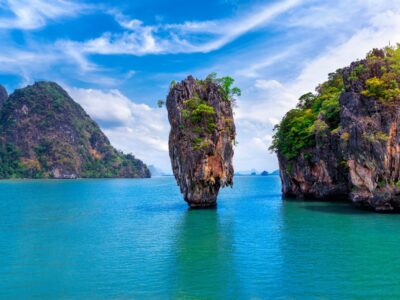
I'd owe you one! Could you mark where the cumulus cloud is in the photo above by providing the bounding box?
[66,87,170,170]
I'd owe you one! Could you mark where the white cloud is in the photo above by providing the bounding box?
[0,0,87,29]
[79,0,303,56]
[254,79,283,90]
[235,50,294,78]
[294,9,400,95]
[66,86,170,171]
[231,7,400,172]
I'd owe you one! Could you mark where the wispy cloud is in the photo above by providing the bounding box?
[230,6,400,171]
[79,0,303,56]
[0,0,88,30]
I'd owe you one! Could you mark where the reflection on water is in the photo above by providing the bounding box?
[171,209,240,298]
[279,199,400,298]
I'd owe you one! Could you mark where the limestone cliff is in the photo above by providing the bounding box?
[272,46,400,211]
[166,75,237,208]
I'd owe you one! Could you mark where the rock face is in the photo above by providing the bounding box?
[278,121,349,201]
[272,46,400,211]
[0,85,8,107]
[340,49,400,211]
[0,81,150,179]
[166,76,236,208]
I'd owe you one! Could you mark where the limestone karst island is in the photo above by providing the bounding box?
[270,47,400,212]
[166,74,237,208]
[2,0,400,298]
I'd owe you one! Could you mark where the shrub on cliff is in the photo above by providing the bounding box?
[177,74,240,150]
[270,71,343,159]
[270,44,400,161]
[359,47,400,101]
[205,72,241,102]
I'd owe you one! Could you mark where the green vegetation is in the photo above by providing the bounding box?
[270,70,343,159]
[0,143,28,178]
[157,100,165,108]
[348,64,365,81]
[0,81,150,179]
[182,92,216,129]
[205,72,241,102]
[362,131,389,143]
[173,73,240,151]
[340,132,350,142]
[270,44,400,160]
[379,180,386,188]
[170,80,177,88]
[360,46,400,101]
[180,92,216,149]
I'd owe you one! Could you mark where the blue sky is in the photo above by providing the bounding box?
[1,0,400,172]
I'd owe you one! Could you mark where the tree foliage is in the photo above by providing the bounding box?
[206,72,241,101]
[270,44,400,160]
[270,71,343,159]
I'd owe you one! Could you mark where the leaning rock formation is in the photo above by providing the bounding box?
[166,76,236,208]
[272,46,400,212]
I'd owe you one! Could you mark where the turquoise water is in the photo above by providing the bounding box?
[1,176,400,299]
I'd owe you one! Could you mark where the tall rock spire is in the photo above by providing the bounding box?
[166,75,236,208]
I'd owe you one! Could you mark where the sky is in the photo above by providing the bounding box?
[1,0,400,173]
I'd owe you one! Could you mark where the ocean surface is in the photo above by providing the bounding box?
[1,176,400,299]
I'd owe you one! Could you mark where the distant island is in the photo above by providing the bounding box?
[0,82,150,179]
[270,45,400,212]
[235,169,279,176]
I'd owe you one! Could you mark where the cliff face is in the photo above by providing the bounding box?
[278,122,349,200]
[0,81,150,179]
[166,76,236,208]
[0,85,7,107]
[340,49,400,210]
[272,46,400,211]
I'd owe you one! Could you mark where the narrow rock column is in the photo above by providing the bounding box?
[166,76,236,208]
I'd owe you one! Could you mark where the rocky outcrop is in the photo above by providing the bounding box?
[166,76,236,208]
[278,119,349,201]
[339,50,400,211]
[0,81,150,179]
[0,85,7,107]
[274,46,400,211]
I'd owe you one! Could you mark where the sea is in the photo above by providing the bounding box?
[1,176,400,299]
